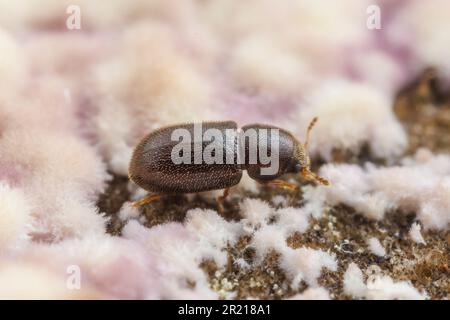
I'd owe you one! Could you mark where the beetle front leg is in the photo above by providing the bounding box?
[300,168,330,186]
[257,179,298,191]
[131,193,163,208]
[216,187,231,214]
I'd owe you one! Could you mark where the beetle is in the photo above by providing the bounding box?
[128,117,329,209]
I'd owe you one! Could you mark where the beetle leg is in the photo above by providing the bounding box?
[217,187,231,214]
[131,193,163,208]
[300,168,330,186]
[258,180,298,191]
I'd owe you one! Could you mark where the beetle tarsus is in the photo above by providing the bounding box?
[300,168,330,186]
[258,179,298,191]
[131,193,163,208]
[217,187,231,214]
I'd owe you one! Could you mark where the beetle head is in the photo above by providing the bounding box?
[294,117,329,186]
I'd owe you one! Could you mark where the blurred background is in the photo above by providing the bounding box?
[0,0,449,299]
[1,0,449,173]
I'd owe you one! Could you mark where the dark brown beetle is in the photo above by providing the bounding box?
[129,117,329,208]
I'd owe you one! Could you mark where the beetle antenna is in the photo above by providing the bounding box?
[304,117,318,151]
[300,117,330,186]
